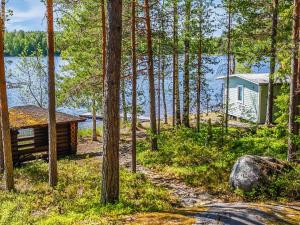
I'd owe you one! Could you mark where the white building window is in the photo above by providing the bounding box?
[237,85,244,102]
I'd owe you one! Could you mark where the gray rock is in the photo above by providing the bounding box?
[229,155,290,192]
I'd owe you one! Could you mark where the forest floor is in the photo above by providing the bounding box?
[1,121,299,224]
[77,127,300,225]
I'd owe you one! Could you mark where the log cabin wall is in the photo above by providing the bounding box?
[70,122,78,154]
[57,123,71,155]
[10,122,79,164]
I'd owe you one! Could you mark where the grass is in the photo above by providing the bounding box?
[0,155,177,225]
[78,127,103,139]
[137,125,300,201]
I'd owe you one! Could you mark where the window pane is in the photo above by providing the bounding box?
[238,86,243,101]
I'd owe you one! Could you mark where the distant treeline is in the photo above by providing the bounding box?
[4,30,61,56]
[4,30,226,57]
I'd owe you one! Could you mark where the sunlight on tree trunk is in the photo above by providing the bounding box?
[0,0,13,190]
[0,123,3,174]
[0,0,4,175]
[47,0,57,187]
[101,0,122,204]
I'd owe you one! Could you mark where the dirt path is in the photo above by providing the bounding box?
[119,141,220,208]
[78,134,300,225]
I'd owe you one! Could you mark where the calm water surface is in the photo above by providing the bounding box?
[6,56,269,128]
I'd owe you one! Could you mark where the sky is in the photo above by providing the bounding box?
[6,0,46,31]
[5,0,225,35]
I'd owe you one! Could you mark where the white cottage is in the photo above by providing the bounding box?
[218,73,288,124]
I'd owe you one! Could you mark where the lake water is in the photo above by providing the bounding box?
[5,56,269,128]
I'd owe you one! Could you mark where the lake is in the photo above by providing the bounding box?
[5,56,269,128]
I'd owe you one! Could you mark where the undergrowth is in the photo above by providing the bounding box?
[0,156,177,225]
[78,127,102,139]
[137,125,300,201]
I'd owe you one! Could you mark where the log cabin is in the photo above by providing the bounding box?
[9,105,85,164]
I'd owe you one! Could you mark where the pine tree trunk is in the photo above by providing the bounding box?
[288,0,300,162]
[101,0,122,204]
[131,0,137,173]
[144,0,158,150]
[157,35,161,134]
[196,36,202,132]
[173,0,181,126]
[225,0,232,133]
[183,0,191,127]
[0,0,5,175]
[162,55,168,124]
[0,1,13,189]
[0,121,3,174]
[92,99,97,141]
[232,54,236,74]
[47,0,57,188]
[266,0,278,125]
[101,0,106,87]
[121,79,128,122]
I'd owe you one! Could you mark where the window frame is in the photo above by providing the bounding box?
[237,85,244,103]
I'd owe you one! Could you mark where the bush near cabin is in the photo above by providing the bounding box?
[137,125,300,201]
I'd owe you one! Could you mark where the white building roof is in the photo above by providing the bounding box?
[217,73,289,85]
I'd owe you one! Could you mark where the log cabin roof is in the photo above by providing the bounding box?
[9,105,86,130]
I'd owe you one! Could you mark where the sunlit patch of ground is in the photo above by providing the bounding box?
[250,203,300,225]
[123,212,195,225]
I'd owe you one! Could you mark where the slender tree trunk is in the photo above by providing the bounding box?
[162,55,168,124]
[157,35,161,134]
[197,31,202,132]
[121,79,128,122]
[0,119,3,174]
[206,93,209,116]
[0,0,5,174]
[47,0,57,187]
[232,55,236,74]
[225,0,232,133]
[266,0,278,125]
[183,0,191,127]
[92,98,97,141]
[288,0,300,162]
[0,1,13,190]
[101,0,122,204]
[101,0,106,87]
[144,0,158,150]
[131,0,137,173]
[173,0,181,126]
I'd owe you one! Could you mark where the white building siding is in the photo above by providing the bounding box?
[224,77,259,123]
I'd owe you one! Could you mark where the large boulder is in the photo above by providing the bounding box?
[229,155,291,192]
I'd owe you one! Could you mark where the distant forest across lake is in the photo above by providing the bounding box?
[4,30,226,57]
[4,30,61,56]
